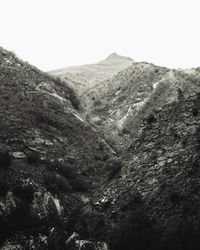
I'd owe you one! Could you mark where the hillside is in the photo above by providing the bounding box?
[2,47,200,250]
[83,62,200,150]
[49,53,134,96]
[88,93,200,250]
[0,47,114,249]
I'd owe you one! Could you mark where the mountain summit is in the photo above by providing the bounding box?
[102,52,134,62]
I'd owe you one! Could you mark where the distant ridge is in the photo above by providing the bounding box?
[49,53,134,95]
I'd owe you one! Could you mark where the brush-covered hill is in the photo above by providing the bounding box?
[0,47,115,249]
[49,53,134,96]
[83,62,200,151]
[81,92,200,250]
[2,47,200,250]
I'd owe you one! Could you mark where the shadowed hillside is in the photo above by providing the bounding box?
[0,47,114,249]
[81,93,200,250]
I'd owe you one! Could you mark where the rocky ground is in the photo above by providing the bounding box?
[1,47,200,250]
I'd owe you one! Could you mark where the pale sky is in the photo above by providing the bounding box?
[0,0,200,71]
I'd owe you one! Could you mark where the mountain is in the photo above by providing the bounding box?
[83,62,200,151]
[0,47,115,249]
[49,55,200,249]
[90,92,200,250]
[49,53,134,96]
[2,47,200,250]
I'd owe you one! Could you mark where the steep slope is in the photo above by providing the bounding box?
[81,93,200,250]
[85,62,200,150]
[0,47,114,249]
[2,47,200,250]
[49,53,134,96]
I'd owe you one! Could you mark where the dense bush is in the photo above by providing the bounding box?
[146,113,157,124]
[69,92,80,110]
[0,151,11,170]
[46,161,89,193]
[104,157,122,180]
[27,152,39,164]
[13,184,34,202]
[117,94,127,102]
[0,180,9,196]
[177,88,184,101]
[122,126,130,135]
[169,191,181,204]
[93,100,102,106]
[0,197,31,244]
[110,209,160,250]
[154,68,159,73]
[45,171,72,193]
[192,107,198,116]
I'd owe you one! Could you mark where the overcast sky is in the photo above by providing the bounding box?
[0,0,200,71]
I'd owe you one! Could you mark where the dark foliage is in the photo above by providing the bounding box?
[169,191,181,204]
[161,218,200,250]
[27,152,39,165]
[177,88,184,101]
[46,161,89,193]
[117,94,127,102]
[93,100,102,106]
[104,157,122,180]
[45,171,72,193]
[13,184,34,202]
[0,198,31,245]
[192,107,198,116]
[154,68,159,73]
[110,209,160,250]
[0,151,11,170]
[69,92,80,110]
[47,228,69,250]
[0,180,9,196]
[146,114,157,124]
[122,127,130,135]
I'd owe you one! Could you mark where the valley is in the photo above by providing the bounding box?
[0,47,200,250]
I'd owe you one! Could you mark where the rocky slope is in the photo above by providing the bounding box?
[83,62,200,151]
[0,47,114,249]
[49,53,134,96]
[2,47,200,250]
[83,93,200,250]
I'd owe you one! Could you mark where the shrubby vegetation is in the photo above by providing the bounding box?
[45,161,89,193]
[0,150,11,170]
[0,180,9,196]
[146,113,157,124]
[0,47,80,111]
[13,183,35,202]
[110,209,161,250]
[104,157,122,180]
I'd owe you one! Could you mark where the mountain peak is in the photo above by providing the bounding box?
[106,52,120,59]
[104,52,134,62]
